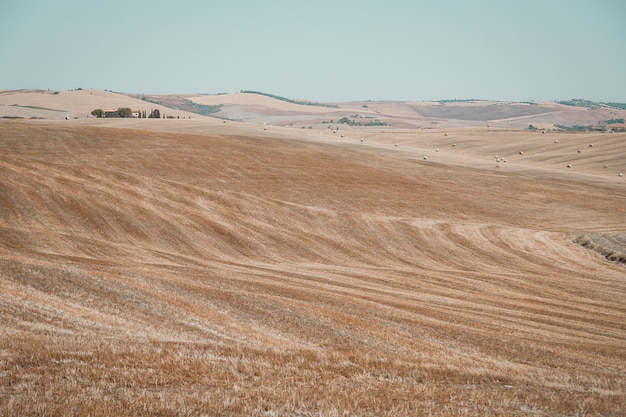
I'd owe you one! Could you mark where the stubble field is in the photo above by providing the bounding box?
[1,120,625,416]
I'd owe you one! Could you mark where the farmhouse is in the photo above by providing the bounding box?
[101,109,141,118]
[609,124,626,132]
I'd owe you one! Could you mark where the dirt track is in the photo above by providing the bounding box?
[1,120,625,416]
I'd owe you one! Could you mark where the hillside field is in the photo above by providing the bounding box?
[1,118,625,416]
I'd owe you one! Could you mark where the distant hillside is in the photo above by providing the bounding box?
[0,89,199,120]
[127,94,223,116]
[178,93,626,130]
[1,89,625,130]
[558,98,626,110]
[239,90,339,108]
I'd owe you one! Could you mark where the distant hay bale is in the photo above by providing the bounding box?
[423,155,428,160]
[554,139,559,143]
[394,143,398,147]
[444,133,448,136]
[360,139,363,143]
[577,149,582,153]
[435,148,440,152]
[451,143,456,147]
[588,143,593,147]
[620,173,624,177]
[518,151,524,155]
[566,164,572,168]
[603,164,608,168]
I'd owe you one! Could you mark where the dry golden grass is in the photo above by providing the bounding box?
[1,120,625,416]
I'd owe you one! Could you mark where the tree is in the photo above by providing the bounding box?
[91,109,104,118]
[149,109,161,119]
[117,107,132,118]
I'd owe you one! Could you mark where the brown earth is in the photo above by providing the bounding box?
[0,118,625,416]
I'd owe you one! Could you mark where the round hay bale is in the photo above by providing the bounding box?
[566,164,572,168]
[423,155,428,160]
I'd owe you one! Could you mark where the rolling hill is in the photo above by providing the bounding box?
[0,94,625,415]
[2,89,625,131]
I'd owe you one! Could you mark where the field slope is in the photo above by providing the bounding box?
[1,120,625,416]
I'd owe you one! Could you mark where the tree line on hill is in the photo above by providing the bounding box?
[90,108,163,118]
[558,99,626,110]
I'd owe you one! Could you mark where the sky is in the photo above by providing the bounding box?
[1,0,625,102]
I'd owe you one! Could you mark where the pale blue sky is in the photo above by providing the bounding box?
[1,0,624,102]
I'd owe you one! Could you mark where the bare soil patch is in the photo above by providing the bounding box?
[575,233,626,265]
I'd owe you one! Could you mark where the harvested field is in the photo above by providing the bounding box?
[1,120,625,416]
